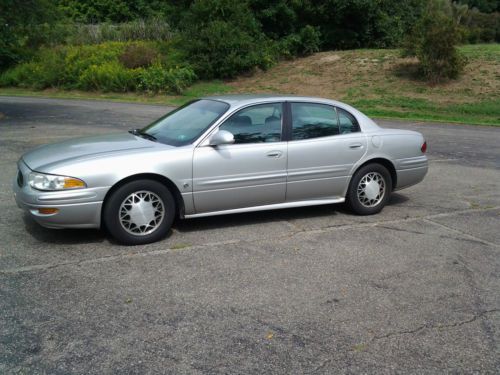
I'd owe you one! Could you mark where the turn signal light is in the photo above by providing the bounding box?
[63,178,86,189]
[421,141,427,153]
[38,208,59,215]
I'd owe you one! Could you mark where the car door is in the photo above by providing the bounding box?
[286,102,367,202]
[192,102,287,213]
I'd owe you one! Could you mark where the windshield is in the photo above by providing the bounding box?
[141,99,230,146]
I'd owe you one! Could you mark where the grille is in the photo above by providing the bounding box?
[17,170,24,187]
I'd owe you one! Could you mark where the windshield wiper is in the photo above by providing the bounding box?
[129,129,157,142]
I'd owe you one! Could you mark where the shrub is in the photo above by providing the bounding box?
[119,43,158,68]
[138,64,196,94]
[77,61,139,91]
[183,20,276,79]
[62,42,126,86]
[461,8,500,43]
[0,47,66,89]
[408,0,467,83]
[0,63,42,88]
[0,0,61,70]
[278,25,321,58]
[0,41,181,93]
[180,0,276,79]
[64,19,173,45]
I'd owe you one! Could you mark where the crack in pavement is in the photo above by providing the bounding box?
[423,218,499,249]
[372,309,500,341]
[1,206,499,275]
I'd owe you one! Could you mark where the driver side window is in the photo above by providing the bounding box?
[219,103,283,144]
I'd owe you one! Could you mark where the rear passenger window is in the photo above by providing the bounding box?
[337,108,360,134]
[219,103,282,144]
[291,103,339,140]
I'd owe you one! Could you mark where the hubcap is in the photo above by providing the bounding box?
[119,191,165,236]
[357,172,386,208]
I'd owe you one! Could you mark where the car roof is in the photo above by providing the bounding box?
[202,94,341,107]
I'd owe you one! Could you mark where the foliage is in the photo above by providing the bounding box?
[0,41,195,94]
[458,0,500,13]
[64,18,173,45]
[408,0,467,82]
[77,62,139,91]
[0,0,60,69]
[278,26,322,58]
[2,0,499,89]
[137,63,196,94]
[459,8,500,42]
[249,0,427,50]
[180,0,276,79]
[119,43,158,68]
[56,0,175,23]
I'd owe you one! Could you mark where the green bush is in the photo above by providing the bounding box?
[0,47,67,89]
[138,64,196,94]
[0,0,61,70]
[0,41,196,94]
[0,63,42,88]
[183,20,276,79]
[278,25,321,58]
[62,42,126,86]
[77,62,139,91]
[407,0,467,83]
[461,9,500,43]
[180,0,276,79]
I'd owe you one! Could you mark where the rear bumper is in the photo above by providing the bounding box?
[13,161,107,229]
[395,156,428,190]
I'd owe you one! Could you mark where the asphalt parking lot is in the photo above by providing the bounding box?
[1,96,499,374]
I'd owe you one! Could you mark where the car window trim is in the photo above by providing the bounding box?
[287,101,341,141]
[337,107,361,133]
[196,100,286,147]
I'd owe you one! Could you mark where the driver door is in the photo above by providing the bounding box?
[192,102,287,213]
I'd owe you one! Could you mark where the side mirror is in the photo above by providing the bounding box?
[209,130,234,146]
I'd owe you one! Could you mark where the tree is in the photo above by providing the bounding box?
[458,0,500,13]
[0,0,60,69]
[410,0,467,83]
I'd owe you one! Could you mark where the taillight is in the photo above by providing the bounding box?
[421,141,427,153]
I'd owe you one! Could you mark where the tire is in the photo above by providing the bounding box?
[103,179,175,245]
[347,163,392,215]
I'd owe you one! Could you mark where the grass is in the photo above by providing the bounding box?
[1,44,499,125]
[227,44,500,126]
[0,81,232,107]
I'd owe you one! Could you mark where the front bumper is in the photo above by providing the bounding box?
[13,161,109,229]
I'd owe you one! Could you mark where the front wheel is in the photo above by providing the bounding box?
[103,180,175,245]
[347,163,392,215]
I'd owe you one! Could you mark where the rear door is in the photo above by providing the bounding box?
[192,102,287,213]
[286,102,367,201]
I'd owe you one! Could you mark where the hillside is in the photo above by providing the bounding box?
[1,45,499,125]
[226,44,500,125]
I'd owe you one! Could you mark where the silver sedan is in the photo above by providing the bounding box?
[13,95,428,245]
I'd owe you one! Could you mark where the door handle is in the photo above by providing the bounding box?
[266,150,283,158]
[349,143,363,149]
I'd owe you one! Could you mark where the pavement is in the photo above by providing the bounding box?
[0,96,499,374]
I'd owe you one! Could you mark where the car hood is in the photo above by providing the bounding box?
[22,133,157,171]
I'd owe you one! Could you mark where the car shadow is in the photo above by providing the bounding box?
[22,214,106,245]
[175,204,340,233]
[22,192,410,243]
[388,192,409,206]
[174,192,409,233]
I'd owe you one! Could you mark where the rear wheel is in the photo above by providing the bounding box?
[103,180,175,245]
[347,163,392,215]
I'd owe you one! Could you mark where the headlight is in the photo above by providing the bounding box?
[28,172,86,191]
